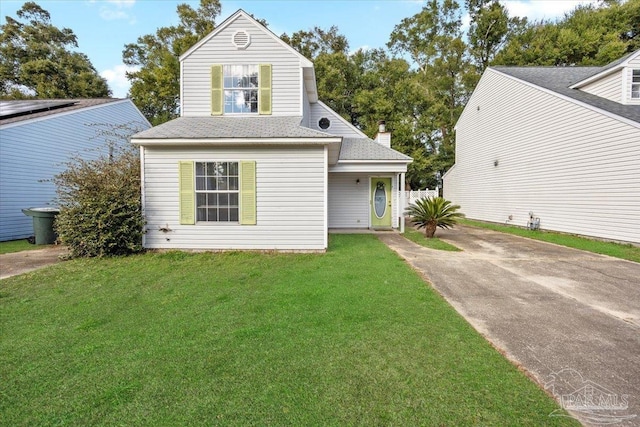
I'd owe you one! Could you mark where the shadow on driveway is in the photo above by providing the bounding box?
[380,225,640,427]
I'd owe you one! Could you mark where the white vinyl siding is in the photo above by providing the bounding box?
[309,102,365,137]
[302,86,311,127]
[182,15,301,116]
[328,173,400,229]
[444,69,640,244]
[0,100,149,242]
[580,69,622,103]
[142,146,326,250]
[328,173,369,228]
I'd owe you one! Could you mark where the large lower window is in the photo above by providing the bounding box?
[195,162,239,222]
[632,69,640,99]
[224,65,258,113]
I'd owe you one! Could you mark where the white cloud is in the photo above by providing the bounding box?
[101,64,138,98]
[501,0,599,21]
[96,0,136,24]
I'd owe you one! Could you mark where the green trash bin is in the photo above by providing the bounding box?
[22,207,60,245]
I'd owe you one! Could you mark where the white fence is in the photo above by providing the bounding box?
[404,189,438,208]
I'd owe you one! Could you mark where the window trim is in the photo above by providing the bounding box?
[195,161,240,223]
[631,69,640,99]
[223,64,259,115]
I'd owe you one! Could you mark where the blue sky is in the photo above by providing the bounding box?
[1,0,598,97]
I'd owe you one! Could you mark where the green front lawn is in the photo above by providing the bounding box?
[403,227,462,251]
[461,219,640,263]
[0,235,577,426]
[0,239,40,254]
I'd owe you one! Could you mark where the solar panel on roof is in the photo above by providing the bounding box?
[0,100,77,119]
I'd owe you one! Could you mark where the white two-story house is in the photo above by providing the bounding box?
[131,10,412,251]
[444,50,640,244]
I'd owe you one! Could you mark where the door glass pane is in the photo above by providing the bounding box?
[374,181,387,218]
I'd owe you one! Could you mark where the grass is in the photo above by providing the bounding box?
[0,239,42,255]
[0,235,578,426]
[460,219,640,263]
[403,227,461,251]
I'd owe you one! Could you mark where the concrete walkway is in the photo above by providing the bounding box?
[379,226,640,427]
[0,246,68,279]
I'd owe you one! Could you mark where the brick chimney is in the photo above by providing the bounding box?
[375,120,390,148]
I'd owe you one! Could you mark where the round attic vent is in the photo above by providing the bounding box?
[318,117,331,130]
[232,30,251,49]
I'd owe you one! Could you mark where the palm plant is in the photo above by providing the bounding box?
[406,197,465,238]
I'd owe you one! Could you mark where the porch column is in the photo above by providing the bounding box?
[399,172,405,233]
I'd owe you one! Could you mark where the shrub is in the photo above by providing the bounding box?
[406,196,465,238]
[53,145,144,257]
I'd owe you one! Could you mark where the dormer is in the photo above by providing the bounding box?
[178,10,318,117]
[571,49,640,105]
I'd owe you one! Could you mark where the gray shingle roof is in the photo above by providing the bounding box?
[588,50,637,76]
[132,116,333,139]
[340,138,412,161]
[492,66,640,124]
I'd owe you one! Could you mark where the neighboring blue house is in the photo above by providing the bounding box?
[0,98,150,241]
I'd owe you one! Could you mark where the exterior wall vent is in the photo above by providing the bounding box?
[232,31,251,49]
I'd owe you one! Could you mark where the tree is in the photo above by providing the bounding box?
[406,196,464,238]
[281,26,357,122]
[280,26,349,60]
[388,0,474,186]
[466,0,525,72]
[123,0,221,125]
[0,1,110,99]
[494,0,639,66]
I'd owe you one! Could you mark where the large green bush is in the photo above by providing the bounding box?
[53,146,144,257]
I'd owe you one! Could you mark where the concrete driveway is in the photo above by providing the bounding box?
[0,245,68,279]
[379,226,640,427]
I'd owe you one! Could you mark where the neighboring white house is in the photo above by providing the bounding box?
[131,10,412,252]
[0,98,150,242]
[444,50,640,244]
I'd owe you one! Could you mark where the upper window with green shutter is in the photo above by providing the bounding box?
[213,64,272,115]
[223,65,259,114]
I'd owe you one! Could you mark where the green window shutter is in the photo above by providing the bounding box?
[178,161,195,225]
[239,161,256,225]
[258,64,272,115]
[211,65,223,115]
